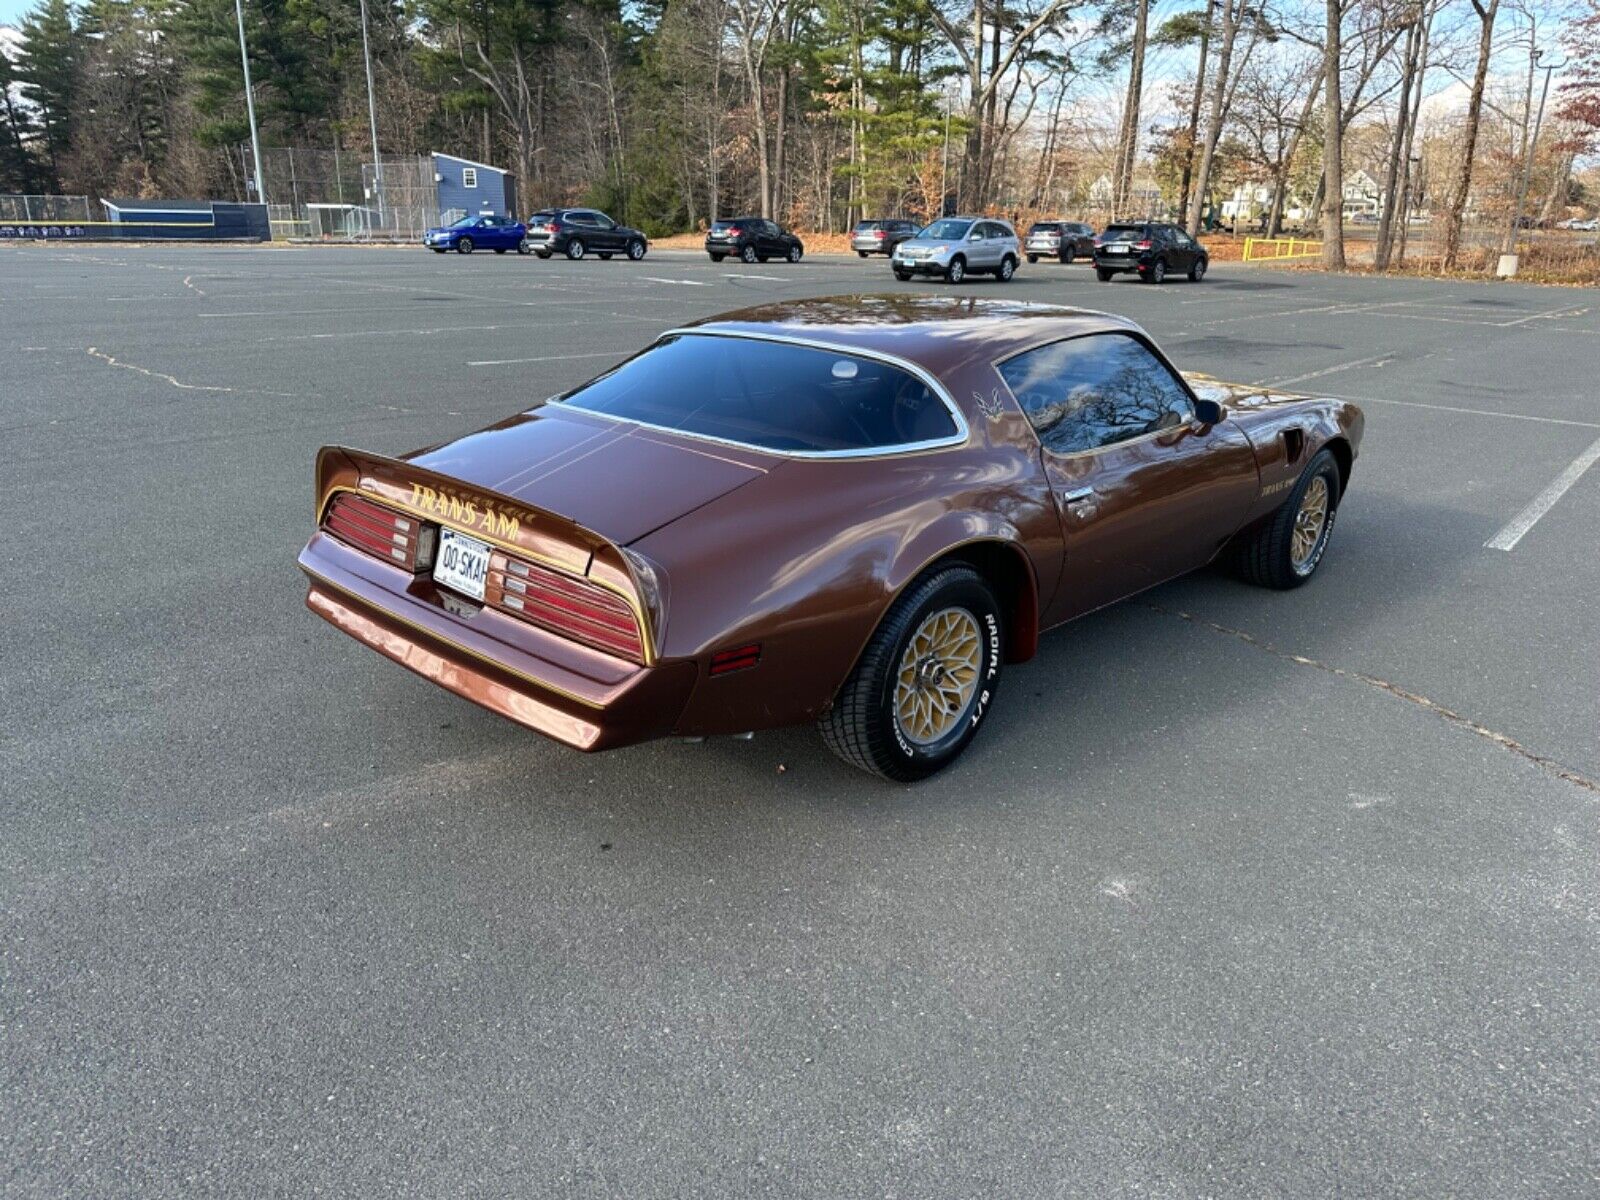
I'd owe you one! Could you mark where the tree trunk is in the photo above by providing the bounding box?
[1186,0,1241,235]
[1269,72,1323,236]
[1113,0,1149,217]
[1178,0,1217,220]
[1442,0,1499,269]
[1321,0,1346,268]
[1374,10,1423,269]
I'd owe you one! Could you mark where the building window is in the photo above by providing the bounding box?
[462,168,478,189]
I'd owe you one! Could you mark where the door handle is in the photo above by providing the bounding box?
[1062,486,1096,505]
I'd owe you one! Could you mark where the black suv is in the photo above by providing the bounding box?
[1024,220,1096,264]
[1093,222,1208,284]
[705,218,805,264]
[526,208,649,261]
[851,218,919,257]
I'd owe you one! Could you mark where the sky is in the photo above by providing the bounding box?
[0,2,25,27]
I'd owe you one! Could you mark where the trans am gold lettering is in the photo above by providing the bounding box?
[406,482,521,541]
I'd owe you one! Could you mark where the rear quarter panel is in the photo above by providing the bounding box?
[635,367,1059,736]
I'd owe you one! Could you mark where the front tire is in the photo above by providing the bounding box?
[1232,449,1342,589]
[517,238,531,255]
[1062,246,1076,264]
[1189,257,1207,282]
[741,244,759,264]
[946,256,966,284]
[787,244,803,263]
[894,269,912,281]
[997,255,1016,281]
[566,238,585,260]
[627,238,646,261]
[456,237,473,255]
[1096,267,1114,282]
[820,565,1003,781]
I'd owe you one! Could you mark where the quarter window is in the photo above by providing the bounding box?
[462,167,478,189]
[997,333,1195,456]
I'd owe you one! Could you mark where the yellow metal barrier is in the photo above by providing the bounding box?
[1242,236,1324,262]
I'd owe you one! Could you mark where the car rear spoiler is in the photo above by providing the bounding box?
[313,445,660,645]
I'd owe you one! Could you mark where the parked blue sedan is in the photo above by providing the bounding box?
[423,215,529,255]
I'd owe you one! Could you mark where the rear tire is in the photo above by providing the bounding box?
[858,251,870,258]
[997,255,1016,282]
[517,238,531,255]
[1096,268,1114,282]
[1062,246,1076,264]
[1232,449,1342,590]
[820,565,1003,782]
[566,238,585,260]
[787,244,803,263]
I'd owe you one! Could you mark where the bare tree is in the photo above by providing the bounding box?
[1442,0,1502,267]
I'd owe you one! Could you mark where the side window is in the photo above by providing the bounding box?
[996,333,1196,456]
[968,224,988,240]
[462,167,478,189]
[766,221,781,236]
[592,213,615,229]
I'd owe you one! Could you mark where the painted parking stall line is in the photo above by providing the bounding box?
[1484,434,1600,552]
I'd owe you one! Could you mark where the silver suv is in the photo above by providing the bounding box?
[891,217,1021,284]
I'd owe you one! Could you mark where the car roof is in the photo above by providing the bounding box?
[679,295,1141,380]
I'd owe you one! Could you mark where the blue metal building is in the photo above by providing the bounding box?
[432,154,514,221]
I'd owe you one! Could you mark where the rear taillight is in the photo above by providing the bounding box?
[487,551,645,663]
[1136,239,1153,249]
[323,493,434,572]
[726,226,741,236]
[873,230,885,239]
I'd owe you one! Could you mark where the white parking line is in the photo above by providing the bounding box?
[1484,434,1600,551]
[466,351,621,367]
[1259,352,1393,388]
[726,273,789,281]
[641,276,709,286]
[1338,394,1600,429]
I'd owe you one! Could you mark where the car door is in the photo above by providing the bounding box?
[763,221,785,256]
[588,212,622,252]
[964,222,992,269]
[1160,226,1192,272]
[996,332,1260,623]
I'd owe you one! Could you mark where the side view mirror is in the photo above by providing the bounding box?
[968,232,983,241]
[1193,398,1227,427]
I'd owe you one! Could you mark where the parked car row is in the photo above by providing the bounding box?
[420,210,1208,285]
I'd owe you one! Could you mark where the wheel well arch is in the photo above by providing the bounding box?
[1323,435,1353,493]
[922,541,1040,664]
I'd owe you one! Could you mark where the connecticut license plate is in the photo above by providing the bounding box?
[434,527,491,601]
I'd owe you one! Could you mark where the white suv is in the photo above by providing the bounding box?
[891,218,1021,284]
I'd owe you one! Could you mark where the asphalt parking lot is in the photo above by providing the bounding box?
[3,241,1598,1197]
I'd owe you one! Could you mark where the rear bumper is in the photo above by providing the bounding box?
[1092,254,1147,273]
[852,240,891,253]
[298,532,696,751]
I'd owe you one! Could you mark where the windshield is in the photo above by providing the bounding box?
[557,334,958,454]
[918,219,972,241]
[449,216,480,228]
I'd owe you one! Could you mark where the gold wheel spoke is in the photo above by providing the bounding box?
[893,606,985,747]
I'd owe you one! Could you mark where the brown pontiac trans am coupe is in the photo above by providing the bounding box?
[299,296,1363,780]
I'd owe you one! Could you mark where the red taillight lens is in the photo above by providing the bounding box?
[726,226,741,236]
[323,493,433,572]
[1136,239,1152,249]
[873,230,885,239]
[487,552,645,663]
[709,644,761,675]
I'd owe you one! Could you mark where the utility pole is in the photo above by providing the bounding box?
[358,0,385,229]
[234,0,266,207]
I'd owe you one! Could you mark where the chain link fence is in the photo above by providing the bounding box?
[0,194,93,222]
[219,146,447,241]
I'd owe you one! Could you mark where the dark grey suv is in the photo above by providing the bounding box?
[851,219,919,257]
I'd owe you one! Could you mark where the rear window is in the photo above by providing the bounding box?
[1029,222,1061,234]
[1102,225,1147,240]
[556,334,959,454]
[854,220,882,231]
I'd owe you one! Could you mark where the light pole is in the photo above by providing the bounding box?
[1507,49,1563,255]
[233,0,266,207]
[358,0,385,229]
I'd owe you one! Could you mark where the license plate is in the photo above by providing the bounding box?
[434,528,491,601]
[1106,245,1128,254]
